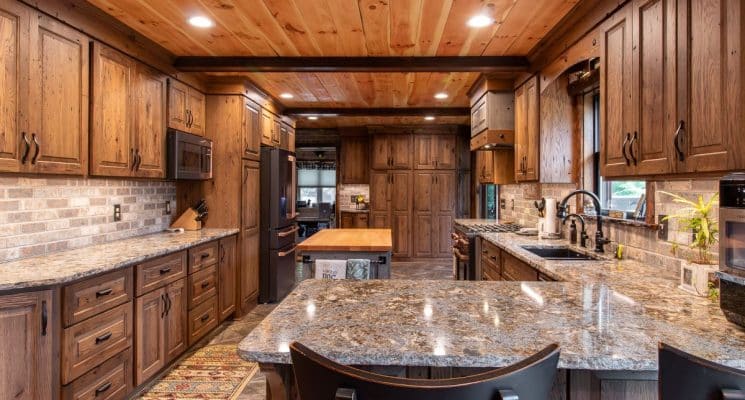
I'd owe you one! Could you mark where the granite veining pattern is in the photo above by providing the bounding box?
[239,232,745,372]
[0,228,238,291]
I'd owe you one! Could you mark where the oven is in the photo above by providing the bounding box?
[719,173,745,328]
[167,130,212,180]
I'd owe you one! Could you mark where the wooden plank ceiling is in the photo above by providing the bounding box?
[86,0,579,127]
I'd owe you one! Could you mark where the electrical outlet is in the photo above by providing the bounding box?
[658,214,668,240]
[500,199,506,210]
[165,201,171,215]
[113,204,122,222]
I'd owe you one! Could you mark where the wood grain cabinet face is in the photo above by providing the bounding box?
[188,265,218,310]
[240,231,260,314]
[415,135,457,170]
[135,251,187,297]
[134,287,165,385]
[243,102,261,160]
[164,279,187,364]
[242,161,260,233]
[132,63,167,178]
[187,295,218,346]
[514,76,539,182]
[167,79,204,136]
[63,268,132,327]
[0,290,54,399]
[260,110,273,145]
[62,350,132,400]
[188,241,218,274]
[0,1,28,173]
[340,136,370,184]
[186,88,205,136]
[218,236,237,322]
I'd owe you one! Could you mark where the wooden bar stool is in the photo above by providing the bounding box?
[290,342,560,400]
[659,343,745,400]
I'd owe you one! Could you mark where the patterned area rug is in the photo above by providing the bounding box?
[138,344,259,399]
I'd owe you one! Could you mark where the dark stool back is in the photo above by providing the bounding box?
[659,343,745,400]
[290,342,560,400]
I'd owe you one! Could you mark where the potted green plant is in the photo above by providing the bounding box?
[660,191,719,297]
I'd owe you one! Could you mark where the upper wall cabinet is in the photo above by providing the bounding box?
[243,100,261,160]
[371,135,412,170]
[470,92,515,150]
[90,42,167,178]
[0,4,89,175]
[168,79,205,136]
[514,76,540,182]
[414,135,457,170]
[340,135,369,184]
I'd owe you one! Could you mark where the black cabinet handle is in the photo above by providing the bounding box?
[220,245,226,263]
[95,382,112,396]
[21,132,31,164]
[161,294,167,318]
[130,148,136,171]
[41,300,47,336]
[674,120,685,161]
[31,133,40,164]
[134,149,141,171]
[200,314,210,322]
[201,281,210,289]
[622,132,631,166]
[95,332,112,344]
[159,267,171,275]
[96,288,113,298]
[629,131,638,165]
[165,293,171,315]
[200,252,210,259]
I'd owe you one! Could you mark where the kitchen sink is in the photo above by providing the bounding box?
[520,246,597,261]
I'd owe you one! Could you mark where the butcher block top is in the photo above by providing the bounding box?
[297,229,392,252]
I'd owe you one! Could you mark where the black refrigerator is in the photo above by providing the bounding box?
[259,147,298,303]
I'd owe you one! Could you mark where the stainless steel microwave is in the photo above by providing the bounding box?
[166,130,212,180]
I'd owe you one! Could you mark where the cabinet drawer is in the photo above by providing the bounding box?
[63,268,133,327]
[188,296,218,346]
[62,349,131,400]
[62,302,133,384]
[188,241,218,274]
[502,252,538,281]
[135,251,186,296]
[480,240,501,266]
[481,258,500,281]
[188,264,217,309]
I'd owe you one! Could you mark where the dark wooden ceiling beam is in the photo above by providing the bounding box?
[284,107,470,117]
[174,56,529,73]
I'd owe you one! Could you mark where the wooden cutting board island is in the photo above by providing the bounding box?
[297,229,392,279]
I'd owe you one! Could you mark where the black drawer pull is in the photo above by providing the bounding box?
[159,267,171,275]
[200,253,210,259]
[95,288,113,297]
[95,382,112,396]
[201,281,210,289]
[200,314,210,322]
[95,332,112,344]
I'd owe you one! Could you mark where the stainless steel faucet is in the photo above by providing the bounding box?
[557,190,610,253]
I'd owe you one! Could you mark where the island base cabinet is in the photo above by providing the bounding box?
[0,290,55,400]
[62,350,132,400]
[568,370,657,400]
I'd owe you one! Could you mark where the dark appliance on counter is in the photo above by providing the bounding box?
[167,130,212,180]
[452,223,521,280]
[260,147,298,303]
[719,173,745,327]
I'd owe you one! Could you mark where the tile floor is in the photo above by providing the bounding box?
[137,260,453,399]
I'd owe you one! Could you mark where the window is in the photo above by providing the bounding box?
[297,161,336,207]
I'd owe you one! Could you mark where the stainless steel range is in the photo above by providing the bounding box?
[452,221,521,280]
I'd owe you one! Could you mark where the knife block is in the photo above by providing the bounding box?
[170,208,202,231]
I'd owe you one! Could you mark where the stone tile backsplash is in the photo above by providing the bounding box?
[0,177,176,262]
[337,184,370,211]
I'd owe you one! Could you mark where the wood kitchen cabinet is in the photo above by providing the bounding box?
[243,100,261,160]
[218,235,237,322]
[91,42,166,178]
[414,135,457,170]
[340,211,369,228]
[0,290,54,399]
[514,76,539,181]
[240,231,260,314]
[168,79,205,136]
[0,4,89,175]
[242,160,260,233]
[340,135,370,184]
[369,170,412,257]
[413,171,456,257]
[476,149,515,184]
[371,134,411,170]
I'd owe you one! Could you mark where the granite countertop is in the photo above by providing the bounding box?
[238,232,745,371]
[0,228,238,291]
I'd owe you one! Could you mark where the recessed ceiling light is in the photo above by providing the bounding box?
[424,116,435,121]
[308,116,319,120]
[467,14,493,28]
[279,93,294,99]
[188,15,214,28]
[434,92,448,100]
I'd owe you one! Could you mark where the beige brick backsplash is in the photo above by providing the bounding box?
[0,176,176,263]
[338,184,370,211]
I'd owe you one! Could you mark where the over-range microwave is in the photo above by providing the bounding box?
[167,130,213,180]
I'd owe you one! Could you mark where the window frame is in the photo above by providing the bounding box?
[297,163,336,207]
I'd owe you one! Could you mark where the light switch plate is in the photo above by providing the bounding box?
[113,204,122,222]
[165,201,171,215]
[500,199,506,210]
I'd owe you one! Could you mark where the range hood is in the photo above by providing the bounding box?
[470,130,514,150]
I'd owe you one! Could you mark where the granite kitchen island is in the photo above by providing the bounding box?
[239,233,745,400]
[297,228,392,279]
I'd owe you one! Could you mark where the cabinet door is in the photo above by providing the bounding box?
[340,212,354,228]
[0,1,28,173]
[392,212,411,258]
[435,214,453,257]
[434,172,456,214]
[167,79,188,132]
[134,287,165,385]
[187,88,205,136]
[390,134,412,169]
[0,290,54,400]
[340,136,369,184]
[369,171,389,212]
[260,109,273,145]
[676,0,735,172]
[476,150,494,184]
[514,85,526,180]
[164,278,187,364]
[272,117,281,144]
[370,135,390,169]
[413,172,433,212]
[243,102,261,160]
[369,211,390,228]
[390,171,411,213]
[287,125,295,152]
[353,213,369,228]
[413,213,433,257]
[90,43,133,177]
[133,63,166,178]
[279,123,288,150]
[414,135,436,169]
[240,230,260,313]
[242,161,260,233]
[29,15,88,175]
[600,4,635,177]
[218,235,237,322]
[435,135,457,169]
[522,77,540,181]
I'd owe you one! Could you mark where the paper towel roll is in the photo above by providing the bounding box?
[543,198,558,234]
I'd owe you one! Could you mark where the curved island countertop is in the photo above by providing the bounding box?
[238,232,745,372]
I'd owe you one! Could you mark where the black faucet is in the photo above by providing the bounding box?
[562,213,589,248]
[557,190,610,253]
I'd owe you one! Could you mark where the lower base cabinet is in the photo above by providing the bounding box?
[218,236,238,322]
[62,350,132,400]
[188,296,219,346]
